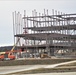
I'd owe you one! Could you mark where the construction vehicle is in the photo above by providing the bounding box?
[0,38,20,61]
[40,52,51,58]
[0,51,15,61]
[0,49,22,61]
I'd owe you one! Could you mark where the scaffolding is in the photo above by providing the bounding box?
[13,9,76,58]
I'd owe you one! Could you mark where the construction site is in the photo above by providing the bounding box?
[12,9,76,58]
[0,9,76,75]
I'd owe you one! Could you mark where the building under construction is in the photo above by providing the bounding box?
[13,9,76,58]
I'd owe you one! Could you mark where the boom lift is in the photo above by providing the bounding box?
[0,38,20,60]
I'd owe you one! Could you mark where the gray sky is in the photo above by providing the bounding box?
[0,0,76,46]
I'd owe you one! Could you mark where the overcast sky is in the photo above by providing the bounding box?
[0,0,76,46]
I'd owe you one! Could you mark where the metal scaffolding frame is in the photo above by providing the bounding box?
[13,9,76,57]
